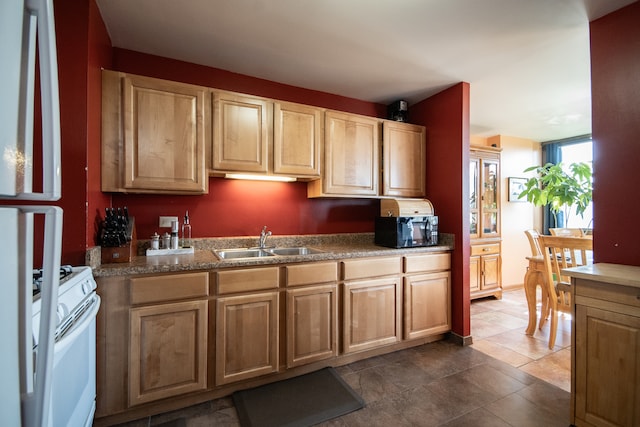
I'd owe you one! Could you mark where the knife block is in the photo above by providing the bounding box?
[101,217,137,264]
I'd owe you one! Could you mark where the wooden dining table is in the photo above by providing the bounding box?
[523,235,593,336]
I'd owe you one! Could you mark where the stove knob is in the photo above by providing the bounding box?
[81,281,92,295]
[57,304,68,324]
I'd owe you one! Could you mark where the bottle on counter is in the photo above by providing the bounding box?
[170,220,179,250]
[181,210,192,248]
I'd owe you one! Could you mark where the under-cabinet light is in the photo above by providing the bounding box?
[224,173,297,182]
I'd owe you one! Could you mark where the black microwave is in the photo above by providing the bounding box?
[375,216,439,248]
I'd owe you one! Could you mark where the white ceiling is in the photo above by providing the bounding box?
[95,0,635,142]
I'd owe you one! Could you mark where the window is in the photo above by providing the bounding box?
[560,141,593,229]
[542,135,593,232]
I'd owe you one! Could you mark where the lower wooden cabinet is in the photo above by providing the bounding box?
[286,285,337,367]
[215,292,280,385]
[285,262,338,368]
[127,272,209,406]
[214,266,280,385]
[404,271,451,340]
[341,257,403,354]
[574,305,640,426]
[470,242,502,300]
[404,253,452,340]
[343,277,402,353]
[129,300,208,405]
[95,251,452,425]
[572,268,640,427]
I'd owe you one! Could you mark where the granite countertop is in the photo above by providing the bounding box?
[91,233,454,277]
[563,263,640,289]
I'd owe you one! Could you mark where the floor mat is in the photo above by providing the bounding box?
[232,367,364,427]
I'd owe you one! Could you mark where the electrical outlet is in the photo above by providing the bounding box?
[159,216,178,228]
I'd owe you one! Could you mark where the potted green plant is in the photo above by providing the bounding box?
[518,162,593,228]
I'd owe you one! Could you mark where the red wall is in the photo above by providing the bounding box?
[53,0,96,265]
[112,180,378,240]
[112,49,386,118]
[411,83,471,339]
[106,49,386,241]
[86,0,113,251]
[590,1,640,266]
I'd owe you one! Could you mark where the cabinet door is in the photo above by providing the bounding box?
[575,304,640,427]
[122,74,208,193]
[481,254,500,290]
[213,92,271,173]
[129,300,207,406]
[382,121,426,197]
[286,285,337,368]
[480,158,500,237]
[274,101,322,177]
[343,277,401,353]
[314,111,379,197]
[469,158,480,239]
[469,256,480,293]
[216,292,279,385]
[404,272,451,340]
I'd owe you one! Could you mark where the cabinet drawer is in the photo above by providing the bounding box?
[342,256,401,280]
[471,243,500,256]
[575,278,640,309]
[130,272,209,305]
[404,253,451,274]
[216,266,279,294]
[286,262,338,287]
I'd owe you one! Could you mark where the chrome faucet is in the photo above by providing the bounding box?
[258,225,272,248]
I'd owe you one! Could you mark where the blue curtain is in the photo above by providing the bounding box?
[541,142,562,234]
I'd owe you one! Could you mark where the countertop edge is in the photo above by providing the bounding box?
[563,263,640,288]
[92,243,454,278]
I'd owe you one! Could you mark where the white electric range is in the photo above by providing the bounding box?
[32,266,100,427]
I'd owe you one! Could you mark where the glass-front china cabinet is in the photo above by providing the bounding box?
[469,146,502,300]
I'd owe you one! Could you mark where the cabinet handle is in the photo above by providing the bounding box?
[482,248,489,252]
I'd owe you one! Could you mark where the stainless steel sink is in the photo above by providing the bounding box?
[267,247,325,256]
[213,248,275,260]
[214,246,325,259]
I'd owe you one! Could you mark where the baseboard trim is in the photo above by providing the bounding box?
[447,332,473,346]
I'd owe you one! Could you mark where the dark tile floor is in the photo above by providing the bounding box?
[115,289,571,427]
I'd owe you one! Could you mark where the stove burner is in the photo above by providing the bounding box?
[32,264,74,296]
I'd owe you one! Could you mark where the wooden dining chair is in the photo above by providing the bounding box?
[524,229,542,257]
[538,235,593,349]
[549,227,586,237]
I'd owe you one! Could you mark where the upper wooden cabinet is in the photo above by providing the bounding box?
[212,91,271,174]
[308,111,380,197]
[101,70,209,194]
[274,101,323,177]
[101,70,426,196]
[382,121,426,198]
[308,113,426,198]
[211,93,322,179]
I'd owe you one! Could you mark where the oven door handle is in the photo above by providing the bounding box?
[54,294,100,354]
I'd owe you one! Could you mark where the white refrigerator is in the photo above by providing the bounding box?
[0,1,63,426]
